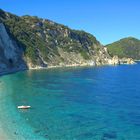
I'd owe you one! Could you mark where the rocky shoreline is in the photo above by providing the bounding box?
[28,57,137,70]
[0,56,137,76]
[107,56,136,65]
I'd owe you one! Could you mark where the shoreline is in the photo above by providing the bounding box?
[29,62,95,70]
[28,60,138,70]
[0,60,138,76]
[0,68,27,76]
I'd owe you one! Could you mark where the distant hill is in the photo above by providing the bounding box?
[106,37,140,59]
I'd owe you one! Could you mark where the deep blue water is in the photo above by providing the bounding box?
[0,64,140,140]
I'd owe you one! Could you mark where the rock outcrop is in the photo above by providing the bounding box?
[107,56,120,65]
[120,58,136,65]
[126,58,136,64]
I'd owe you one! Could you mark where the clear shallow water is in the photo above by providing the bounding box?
[0,64,140,140]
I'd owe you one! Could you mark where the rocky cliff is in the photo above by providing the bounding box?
[0,9,115,74]
[0,22,27,74]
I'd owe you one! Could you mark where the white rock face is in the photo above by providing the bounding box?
[126,58,136,64]
[0,23,27,74]
[108,56,120,65]
[120,58,136,65]
[0,23,16,60]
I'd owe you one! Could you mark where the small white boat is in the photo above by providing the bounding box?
[18,106,31,109]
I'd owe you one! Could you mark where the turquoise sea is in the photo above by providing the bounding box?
[0,64,140,140]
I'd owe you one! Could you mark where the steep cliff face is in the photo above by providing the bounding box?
[0,9,113,73]
[0,23,27,74]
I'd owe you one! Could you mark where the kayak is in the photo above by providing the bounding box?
[18,106,31,109]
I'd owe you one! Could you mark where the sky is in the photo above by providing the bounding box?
[0,0,140,45]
